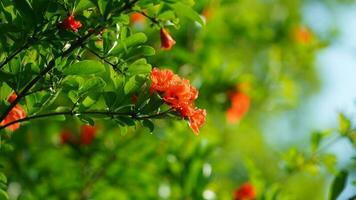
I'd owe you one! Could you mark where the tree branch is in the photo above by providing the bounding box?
[0,109,173,131]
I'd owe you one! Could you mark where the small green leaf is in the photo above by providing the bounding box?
[124,75,146,95]
[63,60,105,75]
[75,0,95,13]
[116,116,135,126]
[78,77,106,96]
[322,154,337,174]
[339,113,351,135]
[171,3,205,26]
[0,173,7,184]
[97,0,108,15]
[78,115,95,126]
[329,170,348,200]
[127,59,152,76]
[109,33,148,55]
[142,119,154,133]
[119,125,128,136]
[103,92,117,108]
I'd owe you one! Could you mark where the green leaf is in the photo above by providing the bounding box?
[103,92,117,108]
[109,33,148,55]
[119,125,128,136]
[329,170,348,200]
[0,71,13,82]
[142,119,154,133]
[0,190,8,200]
[13,0,35,26]
[63,60,105,75]
[0,173,7,184]
[310,130,330,152]
[171,2,205,26]
[127,59,152,76]
[116,116,135,126]
[78,115,95,126]
[75,0,95,13]
[322,154,337,174]
[78,77,106,96]
[124,75,146,95]
[339,113,351,136]
[97,0,108,15]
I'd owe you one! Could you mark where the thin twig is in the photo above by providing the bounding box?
[0,109,173,131]
[84,46,123,73]
[0,42,31,70]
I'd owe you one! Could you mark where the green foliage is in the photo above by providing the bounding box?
[329,170,348,200]
[0,0,355,199]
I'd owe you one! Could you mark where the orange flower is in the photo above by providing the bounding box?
[188,109,206,135]
[60,14,82,32]
[160,28,176,50]
[150,68,206,134]
[130,12,145,24]
[80,125,97,145]
[7,92,17,103]
[163,80,197,108]
[233,182,256,200]
[0,92,26,131]
[150,68,178,93]
[294,26,312,44]
[226,92,250,123]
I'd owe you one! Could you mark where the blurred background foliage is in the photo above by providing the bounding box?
[1,0,356,199]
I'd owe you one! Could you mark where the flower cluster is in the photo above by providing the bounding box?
[60,125,97,146]
[233,182,256,200]
[226,91,250,123]
[150,68,206,134]
[60,14,82,32]
[0,93,26,131]
[160,28,176,50]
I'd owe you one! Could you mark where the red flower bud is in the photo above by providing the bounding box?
[60,130,74,145]
[233,182,256,200]
[80,125,97,145]
[160,28,176,50]
[131,95,138,104]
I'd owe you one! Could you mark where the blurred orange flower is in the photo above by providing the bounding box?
[226,92,250,123]
[160,28,176,50]
[233,182,256,200]
[294,26,313,44]
[130,12,145,24]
